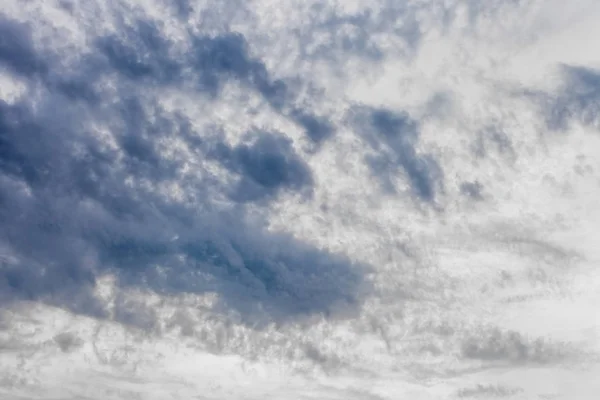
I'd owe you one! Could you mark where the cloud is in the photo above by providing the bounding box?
[349,106,442,201]
[209,130,314,202]
[472,124,514,160]
[461,327,568,364]
[293,4,422,63]
[96,20,181,84]
[550,65,600,130]
[456,384,523,398]
[0,13,367,326]
[53,331,84,353]
[172,0,193,19]
[188,33,332,142]
[94,19,332,144]
[0,15,48,78]
[460,181,484,199]
[296,8,383,62]
[189,32,271,97]
[290,109,334,144]
[3,1,597,398]
[526,64,600,132]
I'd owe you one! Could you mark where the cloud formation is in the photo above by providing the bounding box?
[548,65,600,130]
[209,130,313,202]
[0,12,366,324]
[2,1,600,398]
[349,106,442,201]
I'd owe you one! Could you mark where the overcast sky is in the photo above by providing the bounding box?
[1,0,600,399]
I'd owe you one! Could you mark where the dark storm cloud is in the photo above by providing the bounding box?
[350,107,442,201]
[0,14,367,325]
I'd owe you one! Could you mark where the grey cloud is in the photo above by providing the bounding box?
[290,109,334,143]
[209,131,314,202]
[295,4,422,63]
[525,64,600,131]
[94,19,329,143]
[456,384,523,398]
[460,181,484,199]
[554,65,600,129]
[461,328,568,364]
[0,14,367,327]
[0,15,48,77]
[350,107,442,201]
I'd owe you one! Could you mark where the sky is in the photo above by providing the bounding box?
[0,0,599,399]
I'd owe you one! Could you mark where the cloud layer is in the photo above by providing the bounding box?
[1,0,600,399]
